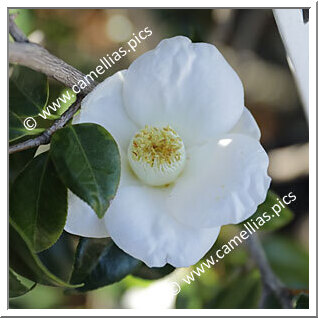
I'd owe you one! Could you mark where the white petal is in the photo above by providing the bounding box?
[230,107,261,140]
[123,36,244,146]
[168,134,271,228]
[65,191,109,238]
[74,70,138,150]
[65,160,138,238]
[65,71,139,238]
[105,185,220,268]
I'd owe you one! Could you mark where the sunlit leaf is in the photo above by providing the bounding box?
[46,87,77,119]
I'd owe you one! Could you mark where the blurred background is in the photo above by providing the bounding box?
[9,8,309,309]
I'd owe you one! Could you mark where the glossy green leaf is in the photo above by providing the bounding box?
[293,293,309,309]
[9,147,37,188]
[9,269,36,298]
[9,65,48,141]
[9,219,81,288]
[46,87,77,119]
[263,236,309,289]
[240,190,294,231]
[69,238,140,292]
[38,231,77,283]
[10,152,67,252]
[133,263,175,280]
[50,123,121,218]
[9,112,45,142]
[10,65,48,116]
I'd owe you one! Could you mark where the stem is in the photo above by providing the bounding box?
[9,95,84,154]
[9,14,29,43]
[246,234,293,309]
[9,42,96,95]
[8,14,96,154]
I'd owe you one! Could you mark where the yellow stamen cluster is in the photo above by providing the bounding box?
[131,125,183,167]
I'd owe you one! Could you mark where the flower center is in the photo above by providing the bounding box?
[128,125,186,186]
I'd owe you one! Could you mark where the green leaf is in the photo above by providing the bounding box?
[9,111,45,142]
[261,291,283,309]
[50,123,121,218]
[293,293,309,309]
[10,65,48,116]
[9,65,48,141]
[241,190,294,231]
[38,231,77,283]
[9,147,37,188]
[9,269,36,298]
[69,238,140,292]
[9,219,81,288]
[202,270,262,309]
[10,152,67,252]
[263,235,309,289]
[133,264,175,280]
[46,87,77,119]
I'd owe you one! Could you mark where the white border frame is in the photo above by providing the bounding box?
[2,1,316,316]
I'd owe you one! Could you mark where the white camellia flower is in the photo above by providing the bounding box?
[65,36,271,268]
